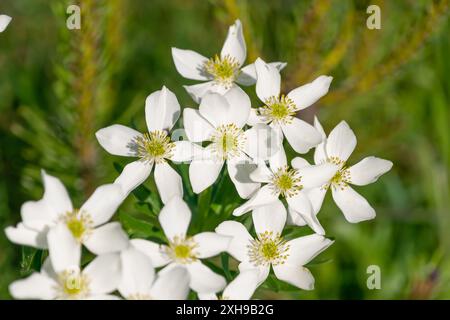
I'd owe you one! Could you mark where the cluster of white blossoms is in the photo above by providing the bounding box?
[5,20,392,300]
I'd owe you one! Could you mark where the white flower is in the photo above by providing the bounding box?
[172,19,286,103]
[96,86,201,203]
[9,254,121,300]
[251,57,332,154]
[295,118,393,223]
[198,270,260,300]
[118,248,190,300]
[5,170,128,272]
[184,88,281,198]
[216,207,333,290]
[130,197,231,294]
[232,148,338,235]
[0,15,12,32]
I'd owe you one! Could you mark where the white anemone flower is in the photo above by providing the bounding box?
[216,207,333,290]
[250,57,333,154]
[184,88,281,198]
[0,15,12,32]
[232,148,338,235]
[96,86,201,203]
[118,248,190,300]
[5,170,128,272]
[172,19,286,103]
[198,270,260,300]
[293,118,393,223]
[9,254,121,300]
[130,196,231,294]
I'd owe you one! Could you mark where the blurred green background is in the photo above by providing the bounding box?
[0,0,449,299]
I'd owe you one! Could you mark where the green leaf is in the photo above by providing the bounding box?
[20,247,43,275]
[221,253,232,281]
[119,211,165,241]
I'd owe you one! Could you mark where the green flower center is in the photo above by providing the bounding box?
[58,269,89,299]
[204,54,240,88]
[271,166,302,198]
[135,130,175,163]
[63,209,93,242]
[166,236,198,264]
[248,231,290,266]
[210,124,245,160]
[260,95,297,124]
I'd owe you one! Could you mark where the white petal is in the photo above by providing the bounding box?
[193,232,231,259]
[130,239,171,267]
[273,264,315,290]
[198,293,218,300]
[183,82,215,103]
[22,171,72,231]
[0,15,12,33]
[285,234,334,266]
[118,248,154,298]
[232,185,279,216]
[307,186,328,214]
[9,273,57,300]
[95,124,141,157]
[189,148,224,194]
[150,266,190,300]
[171,47,209,80]
[154,162,183,204]
[326,121,357,162]
[159,197,191,241]
[331,185,376,223]
[255,58,281,102]
[47,223,81,273]
[199,92,230,127]
[347,157,393,186]
[299,162,338,189]
[287,195,324,235]
[287,205,306,226]
[183,108,214,142]
[269,146,287,171]
[145,86,181,131]
[83,222,129,255]
[313,116,327,164]
[222,270,260,300]
[249,161,272,183]
[252,200,286,235]
[238,262,270,285]
[287,75,332,110]
[244,124,281,161]
[5,223,47,249]
[221,19,246,66]
[114,160,153,197]
[223,86,251,128]
[281,118,322,154]
[186,261,226,294]
[83,253,121,295]
[80,184,124,227]
[237,61,287,86]
[171,140,203,163]
[86,294,121,300]
[246,108,265,126]
[227,157,260,199]
[291,156,310,170]
[215,221,252,262]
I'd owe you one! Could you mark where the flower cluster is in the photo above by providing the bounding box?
[5,20,392,300]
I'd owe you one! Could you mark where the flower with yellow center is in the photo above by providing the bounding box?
[305,118,393,223]
[251,58,332,154]
[9,254,122,300]
[4,170,128,274]
[233,149,338,235]
[216,205,334,290]
[96,86,201,204]
[172,20,286,103]
[129,197,231,295]
[183,89,281,198]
